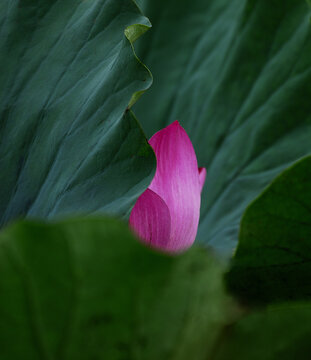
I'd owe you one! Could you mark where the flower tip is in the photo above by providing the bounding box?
[168,120,182,129]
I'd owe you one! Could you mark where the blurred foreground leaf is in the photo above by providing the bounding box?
[3,216,311,359]
[227,156,311,304]
[0,217,234,360]
[213,303,311,360]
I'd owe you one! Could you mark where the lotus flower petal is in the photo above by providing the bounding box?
[129,189,171,249]
[130,121,205,253]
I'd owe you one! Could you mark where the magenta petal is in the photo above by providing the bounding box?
[148,121,201,252]
[198,167,207,193]
[129,189,171,250]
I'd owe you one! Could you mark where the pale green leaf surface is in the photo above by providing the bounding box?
[0,0,154,227]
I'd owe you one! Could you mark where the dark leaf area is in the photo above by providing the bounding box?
[227,156,311,304]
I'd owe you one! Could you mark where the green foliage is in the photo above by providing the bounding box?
[213,303,311,360]
[2,216,311,359]
[0,0,154,227]
[1,0,311,358]
[227,156,311,304]
[135,0,311,255]
[0,217,233,360]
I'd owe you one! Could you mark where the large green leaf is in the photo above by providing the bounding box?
[226,156,311,304]
[0,0,154,227]
[0,216,234,360]
[135,0,311,255]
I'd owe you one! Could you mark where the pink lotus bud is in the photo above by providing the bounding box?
[129,121,206,253]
